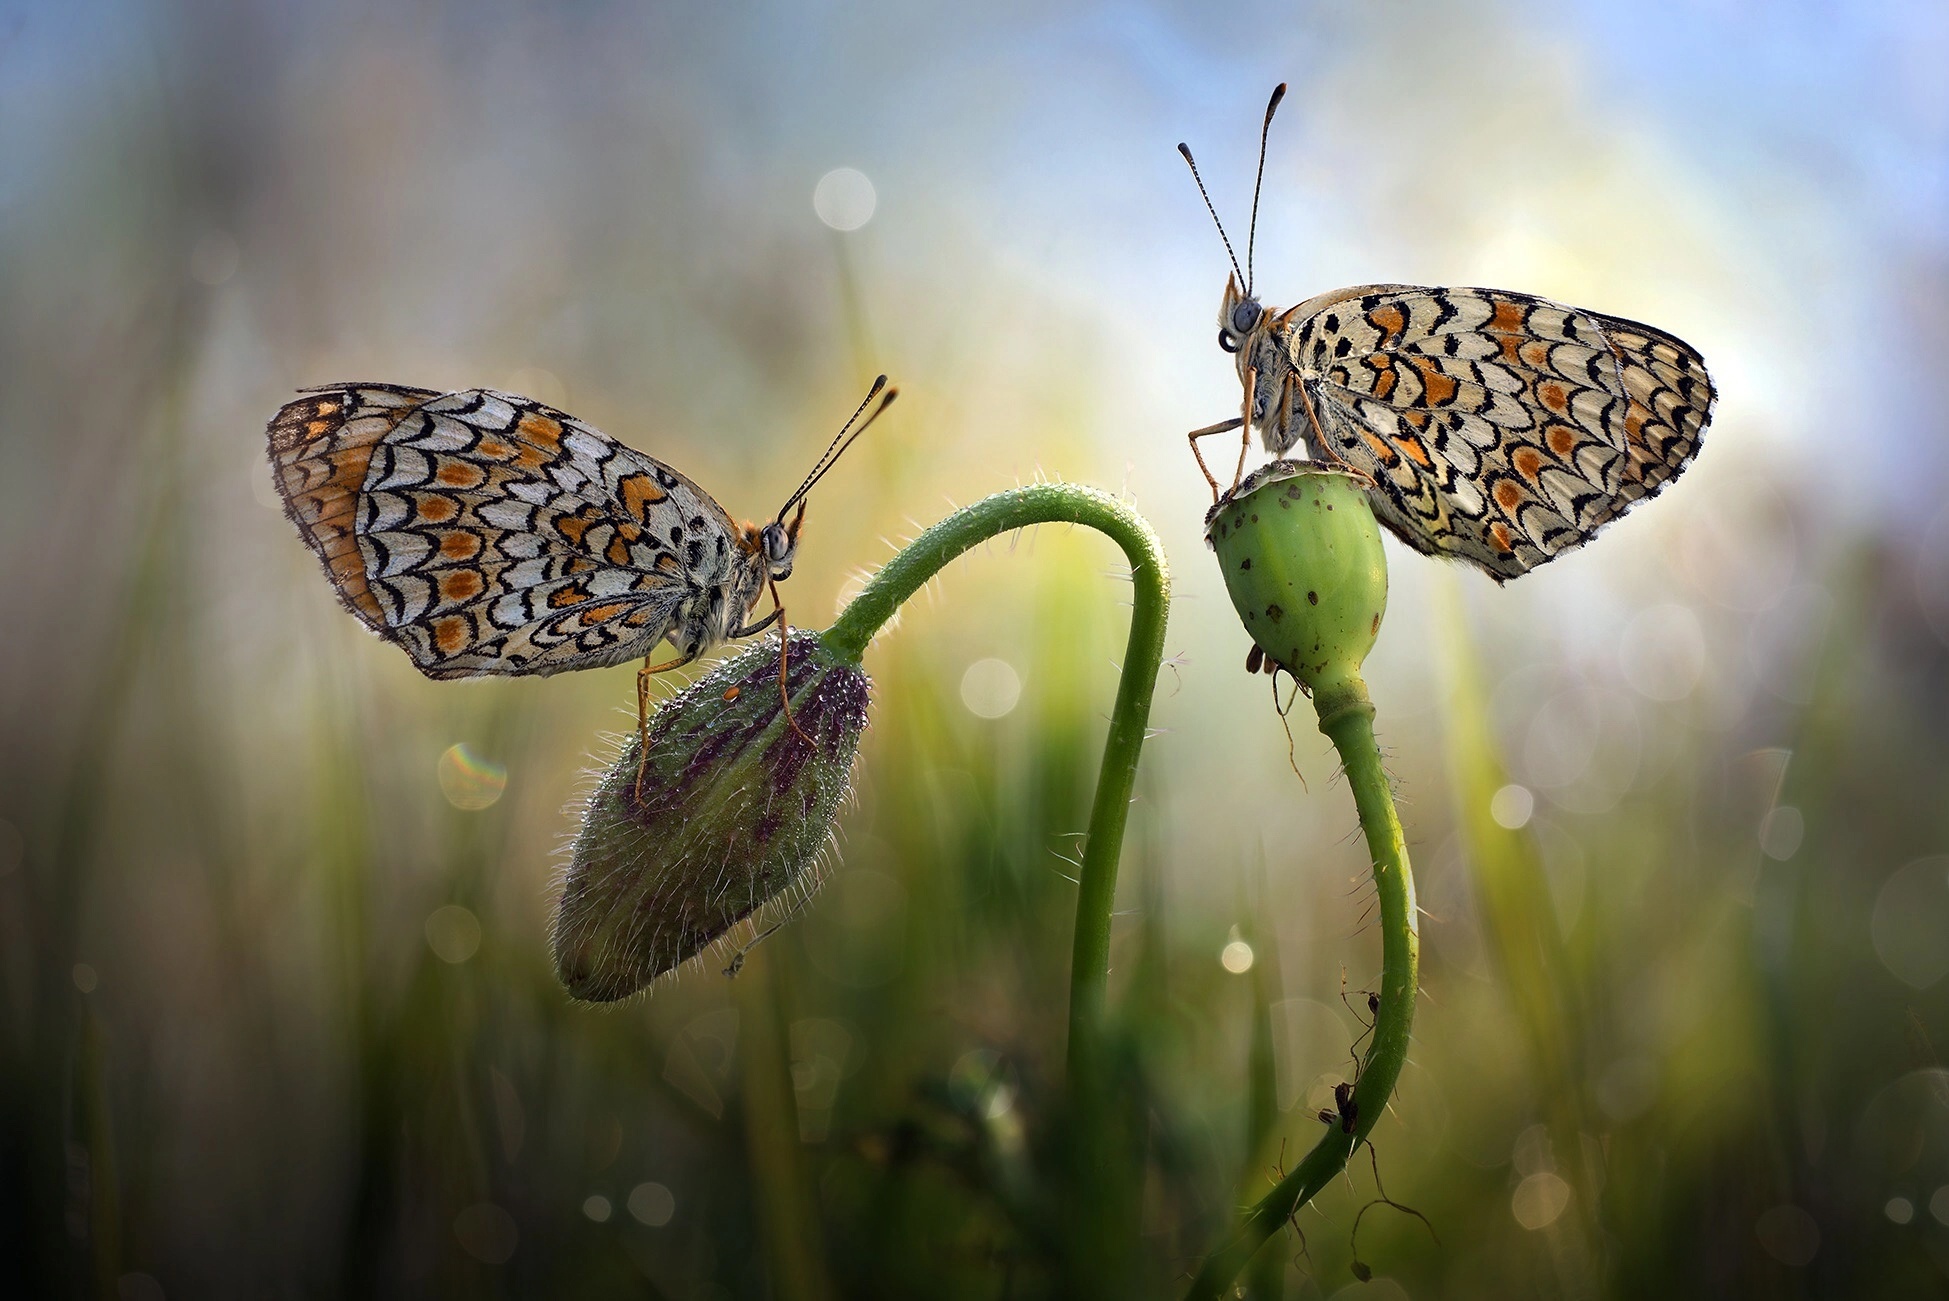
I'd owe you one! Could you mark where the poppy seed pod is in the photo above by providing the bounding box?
[1205,462,1388,711]
[555,630,870,1002]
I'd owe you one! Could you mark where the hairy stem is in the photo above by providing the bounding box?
[1183,676,1419,1300]
[822,483,1171,1075]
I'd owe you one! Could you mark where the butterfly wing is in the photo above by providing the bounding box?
[1286,286,1713,580]
[268,384,743,678]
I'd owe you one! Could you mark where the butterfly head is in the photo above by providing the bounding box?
[1218,273,1266,356]
[758,503,805,582]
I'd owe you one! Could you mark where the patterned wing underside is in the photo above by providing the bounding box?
[268,384,739,678]
[1289,287,1713,580]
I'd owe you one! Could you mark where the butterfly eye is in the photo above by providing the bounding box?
[1218,329,1240,354]
[1231,301,1261,335]
[762,522,792,565]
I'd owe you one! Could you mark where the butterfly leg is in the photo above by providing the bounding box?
[634,652,696,801]
[1294,374,1363,480]
[767,580,815,747]
[1187,417,1244,501]
[1235,366,1258,492]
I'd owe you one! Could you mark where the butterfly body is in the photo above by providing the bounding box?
[268,382,794,679]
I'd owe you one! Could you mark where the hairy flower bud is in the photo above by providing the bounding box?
[1205,462,1388,707]
[555,630,870,1001]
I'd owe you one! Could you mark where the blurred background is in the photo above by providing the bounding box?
[3,1,1948,1296]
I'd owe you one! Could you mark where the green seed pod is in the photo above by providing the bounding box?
[1205,462,1388,711]
[555,630,870,1002]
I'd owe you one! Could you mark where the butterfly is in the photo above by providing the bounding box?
[1179,85,1714,582]
[267,377,894,753]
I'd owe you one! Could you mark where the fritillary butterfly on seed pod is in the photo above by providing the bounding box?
[1179,84,1715,582]
[267,376,896,759]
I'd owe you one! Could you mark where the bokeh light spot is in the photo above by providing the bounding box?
[1618,604,1705,701]
[1510,1172,1572,1229]
[1871,857,1949,988]
[426,905,482,964]
[1759,806,1804,860]
[960,658,1022,718]
[582,1194,611,1223]
[72,963,98,993]
[117,1274,165,1301]
[628,1181,675,1227]
[439,744,507,810]
[1490,784,1534,829]
[813,168,876,230]
[453,1202,518,1263]
[1932,1186,1949,1226]
[1753,1204,1820,1267]
[1886,1197,1914,1224]
[189,230,239,285]
[1220,933,1255,974]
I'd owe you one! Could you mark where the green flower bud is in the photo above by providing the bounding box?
[555,630,870,1002]
[1205,462,1388,710]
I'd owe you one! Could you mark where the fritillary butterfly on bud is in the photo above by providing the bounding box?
[267,377,895,738]
[1180,85,1714,582]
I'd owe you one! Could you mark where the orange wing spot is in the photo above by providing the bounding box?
[1403,409,1430,430]
[436,460,487,489]
[438,530,482,561]
[1397,434,1432,467]
[315,400,340,415]
[1368,305,1407,339]
[1361,431,1401,466]
[606,535,633,566]
[1624,401,1650,441]
[1519,341,1552,369]
[516,411,563,450]
[656,553,680,574]
[556,512,594,545]
[548,582,591,609]
[476,439,513,461]
[620,474,668,523]
[439,570,485,603]
[580,602,628,623]
[1409,358,1458,405]
[415,494,459,524]
[1494,480,1523,512]
[1490,300,1526,334]
[1369,361,1398,401]
[1512,446,1543,482]
[433,617,469,655]
[305,419,332,440]
[1547,425,1577,457]
[1538,381,1569,413]
[1489,521,1514,553]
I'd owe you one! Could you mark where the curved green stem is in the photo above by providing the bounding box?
[822,483,1171,1075]
[1183,675,1419,1300]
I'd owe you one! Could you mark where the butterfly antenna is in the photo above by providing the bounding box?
[778,376,897,520]
[1177,142,1243,288]
[1246,82,1287,295]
